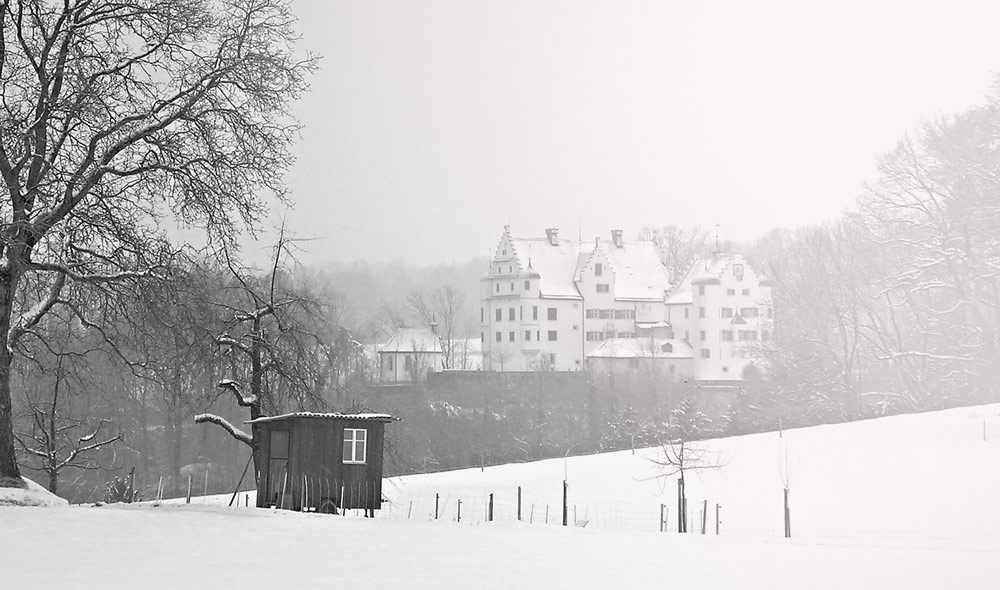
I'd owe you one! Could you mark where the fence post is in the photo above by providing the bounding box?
[457,499,462,523]
[488,493,494,522]
[562,480,568,526]
[407,501,413,519]
[701,499,707,534]
[517,486,522,521]
[715,503,721,535]
[660,504,665,532]
[186,475,192,504]
[204,469,209,497]
[545,505,549,524]
[530,504,535,524]
[435,493,440,520]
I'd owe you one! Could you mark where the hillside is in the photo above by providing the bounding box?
[3,405,998,589]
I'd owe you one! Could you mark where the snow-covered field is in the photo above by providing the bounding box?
[3,404,1000,589]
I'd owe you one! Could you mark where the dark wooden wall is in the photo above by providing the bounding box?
[256,418,386,511]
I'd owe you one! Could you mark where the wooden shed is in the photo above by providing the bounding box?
[246,412,397,513]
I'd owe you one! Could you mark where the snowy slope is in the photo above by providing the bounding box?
[0,477,68,507]
[6,405,996,589]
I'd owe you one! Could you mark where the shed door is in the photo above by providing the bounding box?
[268,430,290,506]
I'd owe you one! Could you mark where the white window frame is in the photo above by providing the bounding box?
[343,428,368,464]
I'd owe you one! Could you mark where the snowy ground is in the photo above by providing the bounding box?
[3,405,1000,588]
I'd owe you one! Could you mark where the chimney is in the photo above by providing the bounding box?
[611,229,623,248]
[545,227,559,246]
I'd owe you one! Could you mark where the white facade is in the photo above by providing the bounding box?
[378,328,443,382]
[665,254,773,381]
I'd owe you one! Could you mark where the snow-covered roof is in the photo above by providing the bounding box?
[381,328,443,353]
[509,237,586,300]
[586,338,693,359]
[666,255,737,305]
[245,412,397,425]
[599,241,671,301]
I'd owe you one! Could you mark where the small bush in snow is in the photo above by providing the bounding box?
[104,469,140,504]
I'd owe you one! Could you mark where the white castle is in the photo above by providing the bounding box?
[479,226,772,382]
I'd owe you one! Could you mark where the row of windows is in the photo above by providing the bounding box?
[585,331,635,342]
[697,285,754,297]
[487,306,560,322]
[493,280,533,293]
[691,306,770,319]
[496,330,558,342]
[585,309,636,320]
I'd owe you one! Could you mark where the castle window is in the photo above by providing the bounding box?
[698,285,705,296]
[699,307,706,318]
[496,309,502,322]
[533,306,538,320]
[509,308,515,321]
[721,308,733,318]
[509,331,515,342]
[700,348,710,359]
[548,330,558,341]
[548,308,557,321]
[496,332,502,342]
[525,331,531,341]
[594,263,603,277]
[596,283,609,293]
[525,280,531,290]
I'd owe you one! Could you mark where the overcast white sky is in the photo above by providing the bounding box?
[253,0,1000,265]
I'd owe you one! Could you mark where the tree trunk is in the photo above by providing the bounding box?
[0,272,22,480]
[49,469,58,495]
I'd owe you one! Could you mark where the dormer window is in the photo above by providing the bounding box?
[594,263,603,277]
[524,280,530,290]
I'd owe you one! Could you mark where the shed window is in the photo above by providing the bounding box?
[343,428,367,464]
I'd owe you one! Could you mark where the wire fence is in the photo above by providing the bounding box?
[377,481,723,535]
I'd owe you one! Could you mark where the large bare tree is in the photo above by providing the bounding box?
[0,0,315,481]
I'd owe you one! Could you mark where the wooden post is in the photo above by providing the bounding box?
[229,454,254,508]
[784,487,791,538]
[715,503,721,535]
[660,503,665,532]
[280,472,289,510]
[488,493,494,522]
[562,480,568,526]
[701,499,707,534]
[457,499,462,523]
[573,505,577,526]
[530,504,535,523]
[186,475,192,504]
[340,485,345,516]
[204,469,209,497]
[435,493,440,520]
[517,486,522,521]
[407,500,413,519]
[245,494,249,507]
[545,505,549,524]
[677,478,685,533]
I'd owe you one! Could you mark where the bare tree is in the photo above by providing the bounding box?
[197,228,333,475]
[638,225,712,283]
[0,0,316,481]
[407,286,466,369]
[15,356,121,495]
[649,398,721,533]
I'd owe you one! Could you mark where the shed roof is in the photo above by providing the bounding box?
[245,412,397,425]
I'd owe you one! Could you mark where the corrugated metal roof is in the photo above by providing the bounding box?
[245,412,397,425]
